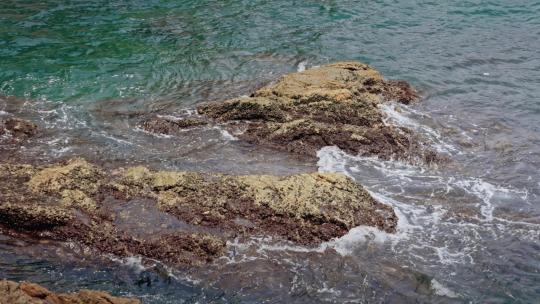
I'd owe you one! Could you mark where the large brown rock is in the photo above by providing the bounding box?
[0,159,227,266]
[116,166,396,244]
[0,158,396,265]
[197,62,439,162]
[0,279,140,304]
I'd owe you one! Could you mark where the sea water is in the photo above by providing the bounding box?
[1,1,539,302]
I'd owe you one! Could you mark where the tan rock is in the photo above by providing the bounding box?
[238,172,384,229]
[0,279,140,304]
[196,62,440,163]
[27,158,103,195]
[139,116,207,135]
[1,158,397,263]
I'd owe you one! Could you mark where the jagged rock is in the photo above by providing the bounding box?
[0,158,397,265]
[198,62,440,162]
[0,279,140,304]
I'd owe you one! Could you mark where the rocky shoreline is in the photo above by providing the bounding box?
[1,62,435,302]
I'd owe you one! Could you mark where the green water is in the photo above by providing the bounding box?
[2,0,343,103]
[1,1,540,303]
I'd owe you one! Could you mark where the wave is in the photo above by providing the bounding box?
[316,145,539,268]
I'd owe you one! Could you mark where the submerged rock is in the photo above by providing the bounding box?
[197,62,440,162]
[0,117,40,163]
[0,117,38,140]
[0,158,396,265]
[139,116,207,135]
[0,279,140,304]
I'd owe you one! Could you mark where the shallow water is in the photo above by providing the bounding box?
[1,0,540,303]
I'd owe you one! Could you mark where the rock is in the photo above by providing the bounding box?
[139,116,207,135]
[0,118,38,139]
[0,279,140,304]
[0,117,39,163]
[0,163,73,230]
[198,62,440,163]
[237,173,396,232]
[27,158,104,196]
[0,202,73,230]
[0,158,397,265]
[116,166,397,244]
[0,159,227,266]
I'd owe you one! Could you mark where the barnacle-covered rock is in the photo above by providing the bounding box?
[198,62,440,163]
[0,279,140,304]
[0,158,396,264]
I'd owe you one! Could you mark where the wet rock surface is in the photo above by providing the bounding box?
[0,117,38,140]
[0,158,396,266]
[139,116,207,135]
[0,159,227,266]
[0,116,40,163]
[0,279,140,304]
[196,62,440,162]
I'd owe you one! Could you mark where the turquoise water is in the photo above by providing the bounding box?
[1,1,540,303]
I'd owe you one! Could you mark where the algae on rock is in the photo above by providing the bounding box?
[0,117,38,139]
[237,172,393,231]
[0,159,227,266]
[0,158,397,265]
[0,279,140,304]
[197,61,440,163]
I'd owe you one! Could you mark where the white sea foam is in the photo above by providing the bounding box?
[46,137,64,145]
[107,254,200,284]
[116,256,147,273]
[36,103,88,129]
[379,103,459,154]
[51,146,72,156]
[315,145,537,266]
[317,145,530,224]
[99,131,135,146]
[183,108,198,116]
[213,126,238,141]
[156,114,183,121]
[297,61,307,72]
[454,178,500,221]
[316,146,352,177]
[451,177,532,224]
[107,255,147,273]
[134,126,173,138]
[323,226,394,256]
[380,104,418,127]
[322,191,435,256]
[43,136,73,156]
[316,283,342,297]
[227,237,324,255]
[431,279,459,298]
